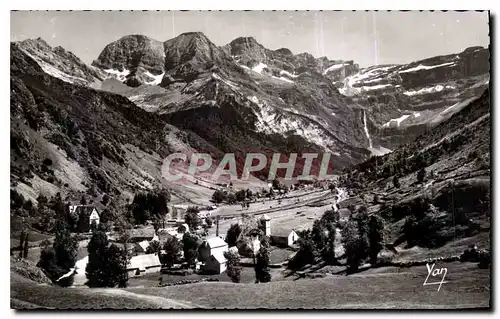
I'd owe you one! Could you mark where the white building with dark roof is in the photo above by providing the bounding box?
[202,251,227,274]
[198,236,228,262]
[270,227,299,247]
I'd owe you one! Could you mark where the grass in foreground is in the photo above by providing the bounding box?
[11,262,489,309]
[130,262,490,309]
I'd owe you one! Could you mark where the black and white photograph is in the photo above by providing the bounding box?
[9,10,491,309]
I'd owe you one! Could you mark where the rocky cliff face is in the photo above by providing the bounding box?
[90,33,372,167]
[225,36,360,83]
[15,38,105,87]
[92,34,165,87]
[335,46,489,153]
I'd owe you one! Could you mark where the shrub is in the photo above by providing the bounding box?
[368,215,384,265]
[255,236,271,283]
[184,207,201,230]
[225,223,242,247]
[146,240,161,254]
[160,237,182,268]
[212,190,227,203]
[417,167,426,184]
[37,221,78,286]
[182,233,200,267]
[224,250,242,283]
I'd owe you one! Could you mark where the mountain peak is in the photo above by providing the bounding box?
[118,34,157,43]
[275,48,293,56]
[92,34,165,76]
[229,36,262,49]
[17,37,52,50]
[176,31,209,39]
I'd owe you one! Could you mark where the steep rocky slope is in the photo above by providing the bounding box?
[340,88,490,253]
[224,36,360,83]
[14,38,105,87]
[337,46,489,150]
[90,33,488,160]
[17,33,488,168]
[92,33,372,167]
[11,43,172,203]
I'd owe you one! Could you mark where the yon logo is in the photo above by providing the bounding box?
[423,263,448,291]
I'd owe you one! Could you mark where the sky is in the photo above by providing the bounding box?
[11,11,490,68]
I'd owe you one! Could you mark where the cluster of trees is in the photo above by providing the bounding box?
[184,207,202,230]
[225,223,242,247]
[288,209,339,269]
[182,233,201,267]
[11,190,70,234]
[223,219,272,283]
[147,232,201,269]
[212,188,253,204]
[128,189,171,225]
[223,232,272,284]
[289,207,384,273]
[37,221,79,287]
[85,230,129,288]
[159,237,183,267]
[341,210,384,272]
[184,206,213,236]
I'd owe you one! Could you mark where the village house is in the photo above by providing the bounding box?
[156,226,187,242]
[68,205,100,233]
[270,228,300,248]
[127,253,161,277]
[198,236,228,262]
[197,210,212,219]
[126,228,156,243]
[202,251,227,274]
[133,240,151,254]
[168,204,188,220]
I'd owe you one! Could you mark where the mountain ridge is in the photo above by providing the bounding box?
[11,33,490,169]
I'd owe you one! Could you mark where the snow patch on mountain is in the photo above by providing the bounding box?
[362,84,392,91]
[382,114,411,128]
[399,62,455,73]
[104,68,130,82]
[145,71,165,85]
[403,84,445,96]
[441,102,461,114]
[280,70,298,78]
[271,75,294,83]
[323,63,348,75]
[414,112,421,118]
[252,62,268,74]
[128,95,161,111]
[20,50,87,84]
[36,60,85,84]
[338,66,395,96]
[370,145,393,157]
